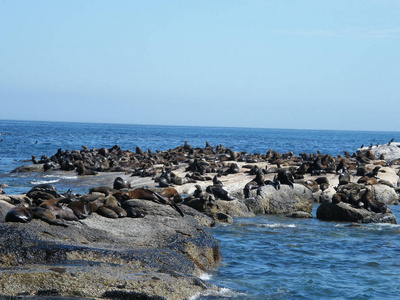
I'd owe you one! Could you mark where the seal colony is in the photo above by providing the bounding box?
[3,140,400,225]
[1,141,400,298]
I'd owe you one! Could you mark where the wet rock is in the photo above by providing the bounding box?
[11,164,44,173]
[316,202,397,224]
[286,211,313,218]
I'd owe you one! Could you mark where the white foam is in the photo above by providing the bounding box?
[44,174,78,180]
[199,272,212,280]
[189,287,241,300]
[262,223,296,228]
[30,179,60,185]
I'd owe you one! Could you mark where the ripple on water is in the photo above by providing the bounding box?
[202,208,400,299]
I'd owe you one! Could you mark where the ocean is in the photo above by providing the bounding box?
[1,120,400,299]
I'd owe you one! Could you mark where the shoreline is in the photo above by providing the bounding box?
[1,142,400,298]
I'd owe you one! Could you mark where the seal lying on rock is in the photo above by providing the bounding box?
[114,188,184,217]
[5,206,68,227]
[5,206,32,223]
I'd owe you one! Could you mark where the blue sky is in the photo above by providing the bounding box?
[1,0,399,131]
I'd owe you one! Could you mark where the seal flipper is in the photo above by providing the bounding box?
[153,191,184,217]
[172,203,184,217]
[151,191,168,205]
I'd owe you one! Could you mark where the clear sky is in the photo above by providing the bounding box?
[1,1,399,131]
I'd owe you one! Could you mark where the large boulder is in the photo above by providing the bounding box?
[0,200,222,299]
[319,187,337,203]
[316,202,397,224]
[214,199,255,218]
[366,142,400,162]
[372,184,399,204]
[244,184,314,214]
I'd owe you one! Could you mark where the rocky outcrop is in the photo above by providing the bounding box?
[372,184,398,204]
[244,184,314,215]
[0,199,221,299]
[316,202,397,224]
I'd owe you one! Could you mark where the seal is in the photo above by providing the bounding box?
[114,188,184,217]
[103,195,127,218]
[30,207,69,227]
[47,205,79,222]
[97,206,119,218]
[5,206,68,227]
[357,176,378,185]
[275,170,295,189]
[360,187,387,213]
[89,186,115,196]
[206,185,235,201]
[76,161,98,176]
[243,181,259,198]
[243,169,265,198]
[338,170,351,185]
[193,185,213,201]
[39,198,79,221]
[332,192,349,204]
[67,200,94,219]
[212,175,223,186]
[113,177,129,190]
[5,206,33,223]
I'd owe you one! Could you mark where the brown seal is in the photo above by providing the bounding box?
[159,187,184,204]
[97,206,119,218]
[5,206,69,226]
[338,171,351,185]
[103,195,127,218]
[357,176,378,185]
[89,186,115,196]
[114,188,184,217]
[76,161,98,176]
[332,192,349,204]
[5,206,33,223]
[360,187,387,213]
[39,199,78,221]
[67,200,94,219]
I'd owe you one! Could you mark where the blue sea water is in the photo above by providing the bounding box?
[1,120,400,299]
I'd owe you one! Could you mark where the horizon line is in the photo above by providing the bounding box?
[0,118,399,134]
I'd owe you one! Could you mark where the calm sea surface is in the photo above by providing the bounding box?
[1,120,400,299]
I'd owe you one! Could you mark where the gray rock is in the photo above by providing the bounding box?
[212,199,255,218]
[286,211,313,218]
[316,202,397,224]
[0,200,222,299]
[244,184,314,214]
[0,200,15,222]
[10,164,44,173]
[372,184,399,204]
[365,142,400,162]
[320,187,336,203]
